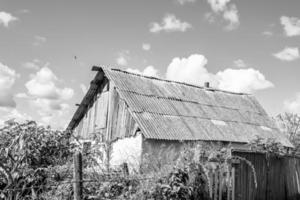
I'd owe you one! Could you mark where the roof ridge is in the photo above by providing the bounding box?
[106,67,249,96]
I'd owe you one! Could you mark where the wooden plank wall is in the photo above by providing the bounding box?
[73,78,138,142]
[109,88,138,141]
[232,151,300,200]
[74,80,109,140]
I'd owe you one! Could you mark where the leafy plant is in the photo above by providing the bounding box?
[0,120,74,200]
[276,113,300,155]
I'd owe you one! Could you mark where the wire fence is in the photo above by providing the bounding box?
[0,159,159,200]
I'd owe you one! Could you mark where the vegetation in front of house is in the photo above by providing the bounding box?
[1,113,300,199]
[276,113,300,155]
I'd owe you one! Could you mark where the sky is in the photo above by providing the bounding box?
[0,0,300,129]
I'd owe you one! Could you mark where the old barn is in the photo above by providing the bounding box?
[67,66,300,200]
[67,66,292,167]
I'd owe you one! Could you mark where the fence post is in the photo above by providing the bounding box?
[73,152,83,200]
[122,163,129,177]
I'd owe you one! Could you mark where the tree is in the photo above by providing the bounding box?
[276,113,300,154]
[0,120,73,200]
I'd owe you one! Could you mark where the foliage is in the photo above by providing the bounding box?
[276,112,300,155]
[0,120,74,200]
[249,136,286,156]
[81,142,257,200]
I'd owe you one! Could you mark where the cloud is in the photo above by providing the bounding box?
[33,35,47,46]
[116,51,130,66]
[0,11,17,27]
[25,67,74,100]
[233,59,247,68]
[127,66,158,77]
[22,59,41,70]
[216,68,274,93]
[280,16,300,37]
[0,62,19,107]
[206,0,240,30]
[15,93,30,99]
[0,107,32,127]
[29,98,70,127]
[24,66,74,128]
[142,43,151,51]
[165,54,273,93]
[150,14,192,33]
[176,0,196,5]
[273,47,299,61]
[262,31,273,36]
[207,0,230,12]
[284,93,300,114]
[166,54,217,86]
[80,83,87,94]
[223,4,239,30]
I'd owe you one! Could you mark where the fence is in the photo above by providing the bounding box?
[232,150,300,200]
[2,151,300,200]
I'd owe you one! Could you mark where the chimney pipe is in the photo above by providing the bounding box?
[204,82,210,88]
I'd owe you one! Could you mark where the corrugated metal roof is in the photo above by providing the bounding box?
[67,66,293,147]
[102,67,292,147]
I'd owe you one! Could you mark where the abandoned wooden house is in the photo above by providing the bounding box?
[67,66,292,171]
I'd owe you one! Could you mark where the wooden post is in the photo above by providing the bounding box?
[209,170,213,198]
[219,168,223,200]
[214,167,218,200]
[227,166,231,200]
[232,167,235,200]
[122,163,129,176]
[73,152,83,200]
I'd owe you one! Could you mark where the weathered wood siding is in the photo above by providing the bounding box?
[73,78,141,170]
[233,151,300,200]
[73,79,109,140]
[73,79,138,142]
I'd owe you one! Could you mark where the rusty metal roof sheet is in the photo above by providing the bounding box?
[67,66,293,147]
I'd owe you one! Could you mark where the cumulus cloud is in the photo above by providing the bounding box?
[216,68,274,93]
[166,54,217,86]
[284,93,300,114]
[22,59,41,70]
[29,98,70,127]
[222,4,239,30]
[0,62,19,107]
[0,11,17,27]
[150,14,192,33]
[25,67,74,100]
[280,16,300,37]
[165,54,274,93]
[116,51,130,66]
[273,47,299,61]
[15,93,29,99]
[233,59,247,68]
[207,0,230,12]
[142,43,151,51]
[24,66,74,128]
[127,66,158,77]
[206,0,240,30]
